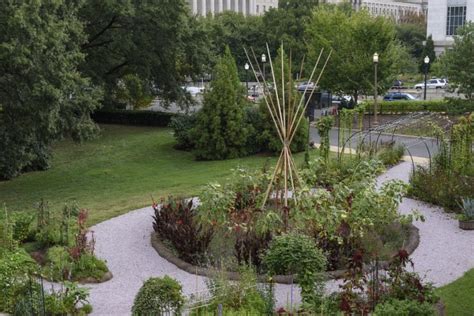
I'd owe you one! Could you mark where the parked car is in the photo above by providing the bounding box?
[391,79,403,89]
[414,79,447,90]
[297,81,315,91]
[183,86,204,96]
[383,92,417,101]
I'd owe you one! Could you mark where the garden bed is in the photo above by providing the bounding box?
[151,224,419,283]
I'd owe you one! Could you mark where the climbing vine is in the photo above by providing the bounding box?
[315,116,334,163]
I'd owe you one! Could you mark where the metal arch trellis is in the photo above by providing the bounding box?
[244,43,332,208]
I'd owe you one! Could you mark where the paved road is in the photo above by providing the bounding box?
[310,127,439,159]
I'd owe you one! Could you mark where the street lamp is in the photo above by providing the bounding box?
[244,62,250,96]
[423,56,430,100]
[373,52,379,126]
[261,53,267,81]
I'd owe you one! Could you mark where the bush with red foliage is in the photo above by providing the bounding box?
[153,197,213,265]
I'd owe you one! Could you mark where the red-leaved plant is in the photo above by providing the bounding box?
[69,209,95,261]
[152,197,213,265]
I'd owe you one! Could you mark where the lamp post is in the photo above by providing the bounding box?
[261,53,267,93]
[244,63,250,97]
[423,56,430,101]
[373,52,379,126]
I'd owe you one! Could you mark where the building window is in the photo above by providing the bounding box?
[446,6,466,36]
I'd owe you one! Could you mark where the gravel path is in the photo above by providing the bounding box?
[84,161,474,315]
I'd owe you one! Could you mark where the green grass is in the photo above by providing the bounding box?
[437,269,474,316]
[0,125,312,225]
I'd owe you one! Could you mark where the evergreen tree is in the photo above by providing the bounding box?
[193,47,249,160]
[0,1,102,180]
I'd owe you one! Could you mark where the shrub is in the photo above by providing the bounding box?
[12,212,34,243]
[91,109,175,126]
[71,254,108,281]
[132,276,184,316]
[45,281,92,315]
[373,299,435,316]
[264,233,327,307]
[0,249,38,313]
[410,166,474,212]
[363,99,474,115]
[376,142,405,166]
[45,246,73,281]
[196,266,274,315]
[169,113,197,150]
[153,197,213,265]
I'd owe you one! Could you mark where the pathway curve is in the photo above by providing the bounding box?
[84,161,474,315]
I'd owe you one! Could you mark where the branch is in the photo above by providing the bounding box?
[82,15,118,50]
[82,39,114,50]
[105,60,128,75]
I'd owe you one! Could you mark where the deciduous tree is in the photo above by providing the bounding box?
[441,22,474,99]
[0,1,102,179]
[306,6,402,103]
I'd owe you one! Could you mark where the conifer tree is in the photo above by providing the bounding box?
[193,47,249,160]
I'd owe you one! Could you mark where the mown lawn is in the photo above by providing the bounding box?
[437,269,474,316]
[0,125,313,225]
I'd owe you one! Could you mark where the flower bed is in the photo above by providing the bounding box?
[151,155,420,282]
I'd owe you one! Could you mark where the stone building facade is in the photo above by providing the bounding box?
[323,0,427,23]
[427,0,474,55]
[187,0,278,16]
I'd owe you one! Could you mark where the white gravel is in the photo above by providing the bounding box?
[84,161,474,315]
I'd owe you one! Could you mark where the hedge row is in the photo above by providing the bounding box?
[363,99,474,115]
[91,109,177,127]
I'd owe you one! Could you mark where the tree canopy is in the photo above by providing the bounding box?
[306,6,402,102]
[441,22,474,100]
[0,1,102,179]
[78,0,209,105]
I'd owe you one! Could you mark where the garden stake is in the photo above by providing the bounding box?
[244,44,332,209]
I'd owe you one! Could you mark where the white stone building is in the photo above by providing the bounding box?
[323,0,427,23]
[187,0,278,16]
[427,0,474,55]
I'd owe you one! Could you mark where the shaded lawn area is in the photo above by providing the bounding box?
[0,125,314,225]
[437,269,474,316]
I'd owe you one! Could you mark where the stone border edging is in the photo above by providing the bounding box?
[151,224,419,284]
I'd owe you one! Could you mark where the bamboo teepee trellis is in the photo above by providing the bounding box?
[244,44,332,208]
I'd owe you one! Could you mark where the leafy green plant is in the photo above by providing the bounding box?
[71,254,108,281]
[194,266,274,315]
[11,212,34,243]
[45,246,73,281]
[132,276,185,316]
[0,206,18,251]
[459,198,474,221]
[45,281,92,315]
[264,233,327,307]
[0,249,38,313]
[315,116,334,163]
[376,142,404,166]
[373,299,436,316]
